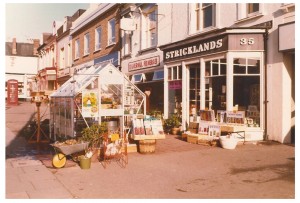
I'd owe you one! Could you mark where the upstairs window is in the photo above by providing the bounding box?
[193,3,216,33]
[67,43,71,67]
[75,39,80,59]
[141,4,158,49]
[148,9,158,47]
[95,26,102,51]
[84,33,90,56]
[202,3,214,28]
[60,47,65,69]
[247,3,259,15]
[108,18,116,45]
[124,31,132,55]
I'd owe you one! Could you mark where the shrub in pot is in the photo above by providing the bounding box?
[163,115,181,135]
[81,122,108,161]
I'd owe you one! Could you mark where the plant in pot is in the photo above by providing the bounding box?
[163,115,181,135]
[81,122,108,162]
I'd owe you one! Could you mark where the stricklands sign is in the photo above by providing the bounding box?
[163,35,228,62]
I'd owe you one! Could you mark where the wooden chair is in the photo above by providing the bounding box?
[101,133,128,169]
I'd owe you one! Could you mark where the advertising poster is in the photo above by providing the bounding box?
[82,90,98,117]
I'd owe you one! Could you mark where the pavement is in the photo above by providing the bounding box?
[4,101,296,199]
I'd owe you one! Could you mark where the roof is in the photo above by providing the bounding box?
[51,62,117,97]
[5,42,37,57]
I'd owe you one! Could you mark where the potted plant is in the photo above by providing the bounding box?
[81,122,108,161]
[163,115,181,135]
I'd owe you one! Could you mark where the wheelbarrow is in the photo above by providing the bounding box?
[51,142,89,168]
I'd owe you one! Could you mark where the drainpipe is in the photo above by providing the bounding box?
[263,28,269,140]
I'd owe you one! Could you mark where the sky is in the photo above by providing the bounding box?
[5,3,90,43]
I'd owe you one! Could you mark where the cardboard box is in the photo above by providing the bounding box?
[188,122,199,134]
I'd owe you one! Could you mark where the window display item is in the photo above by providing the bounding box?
[199,110,215,122]
[226,111,245,124]
[151,119,164,135]
[208,125,221,138]
[198,121,210,135]
[143,119,153,135]
[133,118,145,135]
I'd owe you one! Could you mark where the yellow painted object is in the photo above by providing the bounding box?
[111,134,120,142]
[52,153,66,168]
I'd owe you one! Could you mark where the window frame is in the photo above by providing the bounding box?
[108,18,116,46]
[95,26,102,51]
[75,39,80,60]
[247,3,260,16]
[84,33,90,56]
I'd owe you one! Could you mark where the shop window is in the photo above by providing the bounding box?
[108,18,116,45]
[168,65,182,117]
[206,59,227,76]
[153,70,164,81]
[233,58,260,75]
[204,59,227,111]
[75,39,80,59]
[189,64,201,113]
[233,58,261,126]
[132,74,145,83]
[168,66,182,81]
[95,26,102,51]
[84,33,90,56]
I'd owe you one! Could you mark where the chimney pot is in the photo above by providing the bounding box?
[12,38,17,55]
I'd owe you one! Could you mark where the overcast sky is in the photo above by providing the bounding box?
[5,3,90,42]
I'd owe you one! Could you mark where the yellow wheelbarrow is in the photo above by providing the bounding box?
[51,142,89,168]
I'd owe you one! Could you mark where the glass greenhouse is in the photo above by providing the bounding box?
[49,62,146,141]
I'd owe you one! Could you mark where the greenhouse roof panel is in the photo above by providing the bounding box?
[50,62,110,97]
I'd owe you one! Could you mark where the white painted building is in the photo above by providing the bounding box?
[5,38,39,100]
[120,3,295,144]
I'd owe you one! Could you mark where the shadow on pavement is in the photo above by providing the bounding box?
[6,105,54,160]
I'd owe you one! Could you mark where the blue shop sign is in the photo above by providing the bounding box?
[94,52,120,66]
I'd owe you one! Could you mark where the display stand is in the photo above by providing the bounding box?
[130,117,165,153]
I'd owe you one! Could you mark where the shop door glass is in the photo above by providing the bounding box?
[189,64,200,116]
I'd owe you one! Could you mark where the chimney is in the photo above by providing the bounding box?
[12,38,17,55]
[33,39,40,56]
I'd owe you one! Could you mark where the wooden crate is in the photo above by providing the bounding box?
[182,133,188,141]
[188,122,199,134]
[187,134,199,144]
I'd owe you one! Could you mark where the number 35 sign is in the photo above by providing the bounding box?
[240,38,254,45]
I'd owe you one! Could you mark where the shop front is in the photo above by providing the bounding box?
[122,53,164,115]
[38,67,57,96]
[160,28,266,141]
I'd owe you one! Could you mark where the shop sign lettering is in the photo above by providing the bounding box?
[129,56,160,71]
[169,80,182,89]
[164,37,226,62]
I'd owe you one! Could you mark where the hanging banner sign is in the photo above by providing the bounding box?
[82,90,99,117]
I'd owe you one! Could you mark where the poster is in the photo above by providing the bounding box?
[82,90,98,117]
